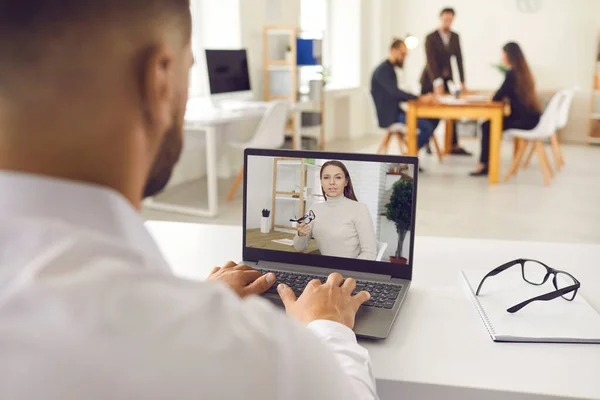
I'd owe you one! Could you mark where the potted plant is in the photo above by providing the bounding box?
[491,62,510,74]
[384,179,413,264]
[260,209,271,234]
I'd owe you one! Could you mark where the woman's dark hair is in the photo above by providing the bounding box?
[320,161,358,202]
[503,42,541,113]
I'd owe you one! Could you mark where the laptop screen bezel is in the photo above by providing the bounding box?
[242,148,418,281]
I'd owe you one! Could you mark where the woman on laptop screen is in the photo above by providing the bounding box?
[293,161,377,260]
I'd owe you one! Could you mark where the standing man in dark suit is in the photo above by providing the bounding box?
[420,7,471,156]
[371,39,436,160]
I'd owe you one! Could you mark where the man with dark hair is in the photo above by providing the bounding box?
[0,1,376,399]
[420,7,472,156]
[371,38,436,158]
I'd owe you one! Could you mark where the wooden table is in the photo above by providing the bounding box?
[245,228,320,254]
[406,99,505,184]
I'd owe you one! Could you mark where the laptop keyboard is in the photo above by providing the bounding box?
[256,268,403,309]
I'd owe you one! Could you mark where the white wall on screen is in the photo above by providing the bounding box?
[246,156,275,230]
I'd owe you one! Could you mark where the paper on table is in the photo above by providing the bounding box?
[438,97,467,105]
[462,268,600,344]
[272,239,294,246]
[464,95,489,102]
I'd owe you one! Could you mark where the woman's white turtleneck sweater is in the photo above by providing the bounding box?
[293,195,377,260]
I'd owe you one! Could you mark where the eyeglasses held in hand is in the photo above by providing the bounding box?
[289,210,316,224]
[476,258,580,313]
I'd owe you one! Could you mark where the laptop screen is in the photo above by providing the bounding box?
[244,153,416,270]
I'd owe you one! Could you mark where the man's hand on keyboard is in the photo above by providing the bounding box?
[208,261,276,298]
[277,273,370,329]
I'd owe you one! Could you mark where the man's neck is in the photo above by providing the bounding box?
[0,138,144,210]
[439,28,451,35]
[388,57,396,66]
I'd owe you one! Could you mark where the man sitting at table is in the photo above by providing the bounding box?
[371,38,436,158]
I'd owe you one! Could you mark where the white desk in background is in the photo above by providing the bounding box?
[145,220,600,400]
[143,99,322,218]
[143,99,267,218]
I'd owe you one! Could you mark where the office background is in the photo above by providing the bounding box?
[143,0,600,246]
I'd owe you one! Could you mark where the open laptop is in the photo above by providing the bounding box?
[242,149,418,339]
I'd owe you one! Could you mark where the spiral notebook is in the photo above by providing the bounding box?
[461,269,600,344]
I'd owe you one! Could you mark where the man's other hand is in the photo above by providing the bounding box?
[434,85,445,96]
[277,272,370,329]
[208,261,276,297]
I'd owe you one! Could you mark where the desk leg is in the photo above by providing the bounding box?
[293,112,301,150]
[488,110,503,185]
[142,126,219,217]
[205,126,218,216]
[406,105,418,156]
[444,120,454,155]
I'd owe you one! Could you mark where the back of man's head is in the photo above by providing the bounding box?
[0,0,193,206]
[0,0,190,102]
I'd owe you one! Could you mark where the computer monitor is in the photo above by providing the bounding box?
[243,149,418,280]
[205,49,252,98]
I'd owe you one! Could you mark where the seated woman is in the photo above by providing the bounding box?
[293,161,377,261]
[470,42,542,176]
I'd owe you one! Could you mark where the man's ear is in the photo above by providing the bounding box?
[139,45,175,142]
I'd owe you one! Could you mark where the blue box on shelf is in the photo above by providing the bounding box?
[296,39,322,66]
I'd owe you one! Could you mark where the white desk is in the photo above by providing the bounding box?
[143,100,267,218]
[146,220,600,400]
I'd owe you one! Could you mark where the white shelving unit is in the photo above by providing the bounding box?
[271,158,322,231]
[263,26,325,150]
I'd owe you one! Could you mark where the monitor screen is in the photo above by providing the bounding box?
[205,49,251,95]
[244,155,416,265]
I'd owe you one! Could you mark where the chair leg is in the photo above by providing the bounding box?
[430,136,443,163]
[523,143,536,169]
[398,133,408,154]
[393,133,406,155]
[227,167,245,202]
[549,133,564,171]
[535,141,552,186]
[539,142,555,178]
[504,139,529,182]
[377,132,392,154]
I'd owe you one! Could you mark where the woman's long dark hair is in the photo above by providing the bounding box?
[320,161,358,201]
[503,42,541,113]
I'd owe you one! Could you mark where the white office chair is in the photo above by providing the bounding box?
[226,101,290,202]
[523,89,573,171]
[365,89,443,161]
[504,92,564,186]
[376,241,388,262]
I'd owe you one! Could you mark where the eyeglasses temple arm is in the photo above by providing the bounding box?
[506,283,580,313]
[475,259,522,295]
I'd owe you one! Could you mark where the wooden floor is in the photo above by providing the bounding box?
[246,228,320,254]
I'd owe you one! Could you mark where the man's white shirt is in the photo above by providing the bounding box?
[0,171,377,399]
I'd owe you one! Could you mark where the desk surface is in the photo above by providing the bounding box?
[246,228,320,254]
[183,98,268,126]
[146,221,600,400]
